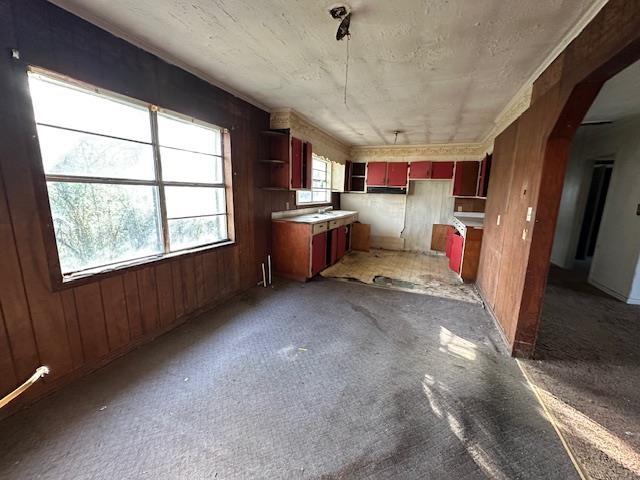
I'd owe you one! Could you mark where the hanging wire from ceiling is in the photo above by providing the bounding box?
[344,34,351,106]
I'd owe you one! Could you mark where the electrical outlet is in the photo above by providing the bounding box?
[522,228,528,240]
[457,206,463,212]
[496,214,501,226]
[526,207,533,222]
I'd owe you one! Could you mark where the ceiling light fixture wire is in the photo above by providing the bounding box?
[344,33,351,106]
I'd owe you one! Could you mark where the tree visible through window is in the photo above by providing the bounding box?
[297,155,332,205]
[28,71,230,277]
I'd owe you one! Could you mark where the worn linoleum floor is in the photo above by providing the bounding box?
[521,266,640,480]
[0,279,576,479]
[321,249,481,304]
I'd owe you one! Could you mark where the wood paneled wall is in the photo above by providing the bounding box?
[477,0,640,357]
[0,0,294,418]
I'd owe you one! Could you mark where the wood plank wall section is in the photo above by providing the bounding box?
[0,0,291,418]
[476,0,640,357]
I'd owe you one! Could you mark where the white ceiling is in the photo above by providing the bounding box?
[585,59,640,123]
[51,0,603,146]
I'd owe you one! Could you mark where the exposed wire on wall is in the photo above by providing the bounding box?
[330,5,352,107]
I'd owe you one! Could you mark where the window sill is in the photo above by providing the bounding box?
[52,240,235,291]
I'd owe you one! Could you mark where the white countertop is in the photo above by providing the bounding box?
[453,212,485,229]
[274,210,358,225]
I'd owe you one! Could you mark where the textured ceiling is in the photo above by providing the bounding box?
[585,59,640,123]
[51,0,603,145]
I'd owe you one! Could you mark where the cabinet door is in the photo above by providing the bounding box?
[449,234,464,274]
[409,161,432,180]
[453,161,480,196]
[302,141,313,189]
[477,154,492,197]
[432,162,454,179]
[445,227,454,258]
[330,229,339,265]
[366,162,387,186]
[311,232,328,275]
[290,137,304,189]
[336,226,347,259]
[387,162,409,186]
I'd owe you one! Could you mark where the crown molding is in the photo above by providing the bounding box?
[479,0,609,149]
[351,142,487,161]
[270,109,351,163]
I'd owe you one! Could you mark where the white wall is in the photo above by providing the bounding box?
[341,181,454,251]
[551,124,615,268]
[588,115,640,304]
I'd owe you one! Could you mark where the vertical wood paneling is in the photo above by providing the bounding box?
[155,263,175,327]
[73,284,109,361]
[137,268,159,334]
[122,271,143,340]
[0,305,18,393]
[99,277,130,351]
[181,257,197,315]
[0,0,280,415]
[60,289,84,369]
[171,262,185,319]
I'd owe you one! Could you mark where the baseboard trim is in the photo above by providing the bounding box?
[474,283,514,356]
[588,278,639,304]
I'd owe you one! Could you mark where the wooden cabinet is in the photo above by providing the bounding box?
[290,137,303,189]
[477,153,492,198]
[312,232,327,275]
[409,161,454,180]
[409,161,432,179]
[345,162,366,192]
[453,161,480,196]
[366,162,408,187]
[387,162,409,186]
[260,131,311,191]
[272,214,358,281]
[366,162,387,186]
[449,234,464,274]
[432,162,455,179]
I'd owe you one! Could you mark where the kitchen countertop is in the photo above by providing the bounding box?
[274,210,358,225]
[453,212,485,229]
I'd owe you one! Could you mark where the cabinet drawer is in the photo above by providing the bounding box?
[312,222,328,235]
[329,219,340,229]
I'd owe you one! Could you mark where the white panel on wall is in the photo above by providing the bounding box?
[402,181,454,253]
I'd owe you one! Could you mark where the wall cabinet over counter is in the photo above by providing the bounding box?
[342,156,491,199]
[260,129,312,191]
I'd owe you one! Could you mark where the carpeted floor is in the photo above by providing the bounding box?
[521,266,640,479]
[0,279,577,479]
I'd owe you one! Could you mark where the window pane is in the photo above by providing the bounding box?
[47,182,162,274]
[160,147,222,183]
[297,190,313,204]
[158,113,221,155]
[165,186,226,218]
[36,125,155,180]
[312,191,329,203]
[28,75,151,143]
[169,215,227,251]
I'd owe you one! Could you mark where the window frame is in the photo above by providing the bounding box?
[27,67,236,290]
[296,155,333,206]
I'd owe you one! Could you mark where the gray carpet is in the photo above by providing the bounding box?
[0,278,578,479]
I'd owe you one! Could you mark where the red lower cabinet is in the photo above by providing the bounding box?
[445,226,455,258]
[449,234,464,274]
[330,229,339,265]
[312,232,327,275]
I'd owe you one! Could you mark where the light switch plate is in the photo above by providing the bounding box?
[497,214,501,226]
[522,228,527,240]
[526,207,533,222]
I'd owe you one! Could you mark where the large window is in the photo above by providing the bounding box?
[28,70,230,278]
[297,155,332,205]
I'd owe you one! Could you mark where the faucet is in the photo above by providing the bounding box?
[318,206,333,214]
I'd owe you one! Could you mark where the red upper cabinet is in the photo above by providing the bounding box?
[431,161,454,179]
[477,153,492,198]
[387,162,409,186]
[366,162,387,186]
[409,161,432,180]
[453,161,480,196]
[290,137,304,189]
[302,141,313,190]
